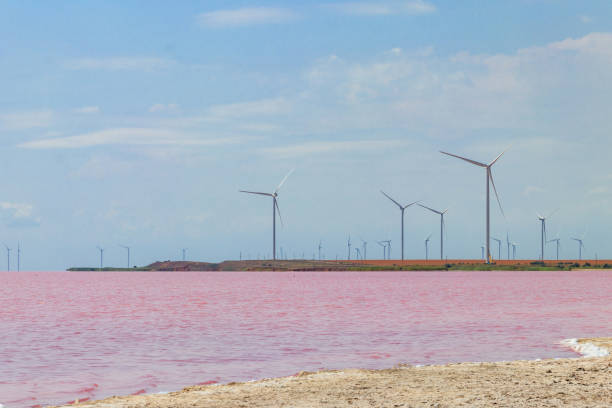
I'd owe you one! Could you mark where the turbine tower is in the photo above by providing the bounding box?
[182,248,187,261]
[96,246,104,269]
[120,245,130,268]
[481,245,485,260]
[318,241,323,260]
[383,240,392,259]
[571,237,585,260]
[425,234,432,261]
[3,244,10,271]
[240,169,294,261]
[381,191,419,260]
[491,237,502,260]
[441,149,507,263]
[355,247,361,260]
[506,233,511,260]
[418,204,448,260]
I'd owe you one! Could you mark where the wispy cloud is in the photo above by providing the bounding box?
[65,57,174,71]
[18,128,243,149]
[328,1,436,16]
[198,7,297,28]
[0,110,53,130]
[74,106,100,114]
[260,139,403,157]
[149,103,179,113]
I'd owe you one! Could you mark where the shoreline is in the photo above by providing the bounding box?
[55,338,612,408]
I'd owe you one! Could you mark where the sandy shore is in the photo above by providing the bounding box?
[58,338,611,408]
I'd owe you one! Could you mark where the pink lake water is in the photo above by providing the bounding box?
[0,270,610,407]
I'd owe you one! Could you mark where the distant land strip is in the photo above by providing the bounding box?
[67,259,612,272]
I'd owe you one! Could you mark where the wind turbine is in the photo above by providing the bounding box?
[347,236,351,260]
[481,245,485,260]
[418,204,448,260]
[355,247,361,260]
[96,246,104,269]
[491,237,502,260]
[119,245,130,268]
[511,242,519,260]
[3,244,10,271]
[381,191,419,260]
[441,149,507,263]
[506,233,511,260]
[382,240,392,259]
[425,234,432,260]
[240,169,294,261]
[547,238,561,261]
[537,209,557,260]
[182,248,187,261]
[571,236,585,260]
[360,238,367,260]
[377,241,386,259]
[318,241,323,260]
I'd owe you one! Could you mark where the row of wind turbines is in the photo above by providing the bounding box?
[240,149,591,263]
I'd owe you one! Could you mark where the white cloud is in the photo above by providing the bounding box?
[207,98,291,120]
[0,202,41,227]
[328,1,436,16]
[260,139,404,157]
[65,57,174,71]
[198,7,296,28]
[149,103,179,113]
[0,110,53,130]
[18,128,243,149]
[74,106,100,114]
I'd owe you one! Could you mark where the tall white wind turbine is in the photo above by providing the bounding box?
[381,191,419,260]
[418,204,448,260]
[240,169,294,261]
[440,149,507,263]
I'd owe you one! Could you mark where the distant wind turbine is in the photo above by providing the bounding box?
[318,241,323,260]
[360,238,367,260]
[506,233,511,260]
[240,169,294,261]
[571,236,585,260]
[377,241,386,259]
[481,245,485,260]
[347,236,351,260]
[425,234,432,261]
[119,245,131,268]
[96,246,104,269]
[441,149,507,263]
[491,237,502,260]
[382,240,392,259]
[3,244,10,271]
[182,248,187,261]
[355,247,361,260]
[381,191,419,260]
[511,242,519,260]
[547,238,560,261]
[418,204,448,260]
[537,209,558,260]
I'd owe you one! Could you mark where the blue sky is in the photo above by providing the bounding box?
[1,0,612,269]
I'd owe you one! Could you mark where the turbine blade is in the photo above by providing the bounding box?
[403,200,421,209]
[381,190,403,209]
[240,190,274,197]
[275,199,284,227]
[488,147,510,166]
[275,168,295,194]
[547,208,559,219]
[488,170,505,217]
[440,151,487,167]
[417,203,441,214]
